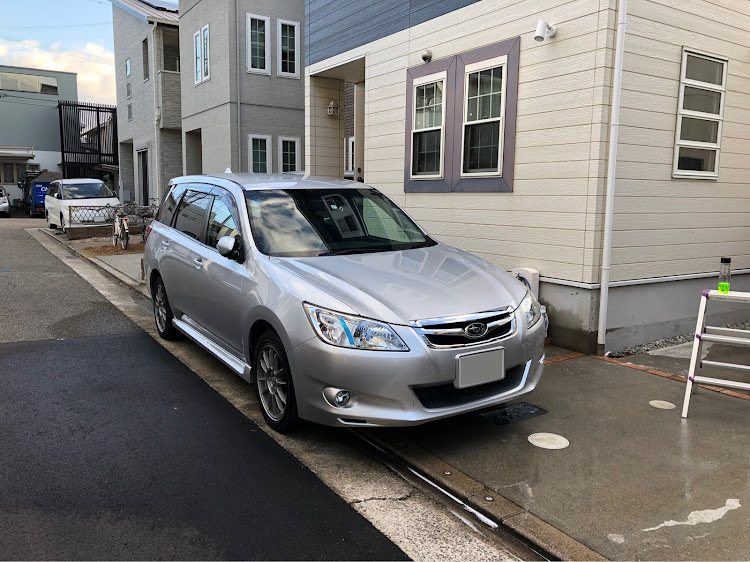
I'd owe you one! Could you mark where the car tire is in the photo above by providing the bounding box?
[46,212,57,229]
[253,330,299,433]
[152,276,178,340]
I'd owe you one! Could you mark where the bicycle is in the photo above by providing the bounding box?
[112,206,131,250]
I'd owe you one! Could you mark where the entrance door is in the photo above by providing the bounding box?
[137,150,149,205]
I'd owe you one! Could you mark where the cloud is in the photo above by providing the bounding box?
[0,40,115,105]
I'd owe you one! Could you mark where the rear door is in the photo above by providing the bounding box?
[159,186,212,321]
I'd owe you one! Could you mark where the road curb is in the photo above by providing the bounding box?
[36,228,150,299]
[361,430,607,561]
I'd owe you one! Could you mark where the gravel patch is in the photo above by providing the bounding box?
[609,320,750,358]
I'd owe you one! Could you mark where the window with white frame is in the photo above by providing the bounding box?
[126,82,131,98]
[462,56,506,176]
[127,103,132,121]
[142,38,149,81]
[277,19,299,78]
[249,134,272,173]
[125,58,131,77]
[278,137,300,172]
[411,72,446,178]
[194,25,210,85]
[674,49,727,179]
[247,14,270,74]
[344,137,354,173]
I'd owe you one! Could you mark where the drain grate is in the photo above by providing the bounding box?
[480,402,547,425]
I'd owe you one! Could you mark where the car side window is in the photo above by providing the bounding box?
[173,190,211,241]
[157,183,188,227]
[206,196,240,249]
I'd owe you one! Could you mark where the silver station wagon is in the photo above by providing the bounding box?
[144,173,546,432]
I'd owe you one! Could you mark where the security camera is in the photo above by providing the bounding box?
[534,20,557,42]
[422,50,432,63]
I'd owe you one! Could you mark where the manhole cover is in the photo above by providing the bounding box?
[480,402,547,425]
[649,400,676,410]
[528,433,569,449]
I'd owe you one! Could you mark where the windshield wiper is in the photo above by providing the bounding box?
[318,248,389,256]
[405,240,436,250]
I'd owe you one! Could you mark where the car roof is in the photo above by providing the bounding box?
[172,172,367,192]
[57,178,105,184]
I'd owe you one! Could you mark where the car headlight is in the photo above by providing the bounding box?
[304,304,409,351]
[519,292,542,329]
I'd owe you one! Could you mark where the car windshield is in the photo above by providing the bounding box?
[245,188,435,257]
[62,181,115,200]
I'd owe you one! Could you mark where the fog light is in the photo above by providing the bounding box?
[334,390,351,407]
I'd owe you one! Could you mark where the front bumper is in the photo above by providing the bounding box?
[0,202,9,214]
[288,311,546,427]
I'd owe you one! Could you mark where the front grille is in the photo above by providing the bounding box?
[412,362,527,409]
[410,308,515,348]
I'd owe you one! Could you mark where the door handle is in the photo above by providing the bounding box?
[161,240,170,248]
[192,258,203,269]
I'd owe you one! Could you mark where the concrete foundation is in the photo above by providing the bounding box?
[540,273,750,354]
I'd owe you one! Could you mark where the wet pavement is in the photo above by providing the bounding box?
[628,341,750,397]
[391,353,750,560]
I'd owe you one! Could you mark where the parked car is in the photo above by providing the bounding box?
[144,173,546,432]
[0,187,10,217]
[45,179,121,232]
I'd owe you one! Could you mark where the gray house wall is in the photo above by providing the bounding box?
[112,3,182,204]
[179,0,304,175]
[305,0,482,66]
[0,65,77,200]
[0,65,77,152]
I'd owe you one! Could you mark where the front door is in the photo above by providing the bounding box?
[189,186,246,354]
[137,150,149,205]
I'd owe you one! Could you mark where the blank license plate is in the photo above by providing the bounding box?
[455,348,505,389]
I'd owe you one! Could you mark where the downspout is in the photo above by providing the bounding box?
[236,0,242,171]
[152,21,161,204]
[596,0,628,354]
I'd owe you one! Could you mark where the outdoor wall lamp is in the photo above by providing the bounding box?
[534,20,557,41]
[327,99,340,117]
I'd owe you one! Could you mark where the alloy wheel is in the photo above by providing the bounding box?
[256,344,288,421]
[154,282,168,333]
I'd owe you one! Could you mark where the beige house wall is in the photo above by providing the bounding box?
[307,0,617,284]
[307,0,750,287]
[610,0,750,282]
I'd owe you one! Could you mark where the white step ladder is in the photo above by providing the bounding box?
[682,289,750,418]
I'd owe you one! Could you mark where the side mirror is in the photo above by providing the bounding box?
[217,235,243,262]
[55,193,61,199]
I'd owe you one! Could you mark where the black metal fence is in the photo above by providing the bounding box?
[58,101,118,181]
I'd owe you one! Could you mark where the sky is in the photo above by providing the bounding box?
[0,0,117,104]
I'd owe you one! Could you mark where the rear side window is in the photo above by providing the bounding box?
[173,190,211,241]
[157,183,188,226]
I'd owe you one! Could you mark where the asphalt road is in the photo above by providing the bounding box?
[0,217,407,560]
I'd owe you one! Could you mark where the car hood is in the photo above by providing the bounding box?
[271,243,527,325]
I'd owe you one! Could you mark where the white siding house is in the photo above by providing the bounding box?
[304,0,750,353]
